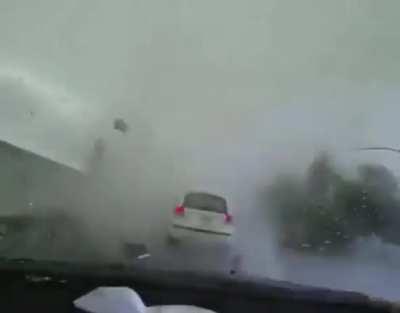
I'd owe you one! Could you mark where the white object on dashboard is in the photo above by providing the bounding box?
[74,287,217,313]
[74,287,146,313]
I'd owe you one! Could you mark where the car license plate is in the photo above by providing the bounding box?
[201,215,212,224]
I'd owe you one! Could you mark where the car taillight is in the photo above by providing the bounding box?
[174,205,185,216]
[224,213,233,223]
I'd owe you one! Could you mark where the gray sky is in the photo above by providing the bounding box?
[1,1,400,148]
[2,0,400,204]
[2,0,400,217]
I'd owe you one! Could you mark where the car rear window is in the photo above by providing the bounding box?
[183,193,227,213]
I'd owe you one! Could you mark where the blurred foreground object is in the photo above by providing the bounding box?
[114,118,129,133]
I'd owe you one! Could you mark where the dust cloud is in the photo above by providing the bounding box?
[0,0,400,300]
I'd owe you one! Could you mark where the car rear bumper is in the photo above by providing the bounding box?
[168,225,232,243]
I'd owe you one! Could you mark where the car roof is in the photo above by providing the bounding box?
[184,192,227,201]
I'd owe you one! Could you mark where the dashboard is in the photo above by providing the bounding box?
[0,260,390,313]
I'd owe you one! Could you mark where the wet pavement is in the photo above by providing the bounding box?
[279,247,400,302]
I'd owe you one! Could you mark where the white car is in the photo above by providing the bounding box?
[168,192,234,242]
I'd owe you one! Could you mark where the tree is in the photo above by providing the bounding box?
[268,152,400,253]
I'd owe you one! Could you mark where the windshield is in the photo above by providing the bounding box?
[183,193,227,213]
[1,0,400,303]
